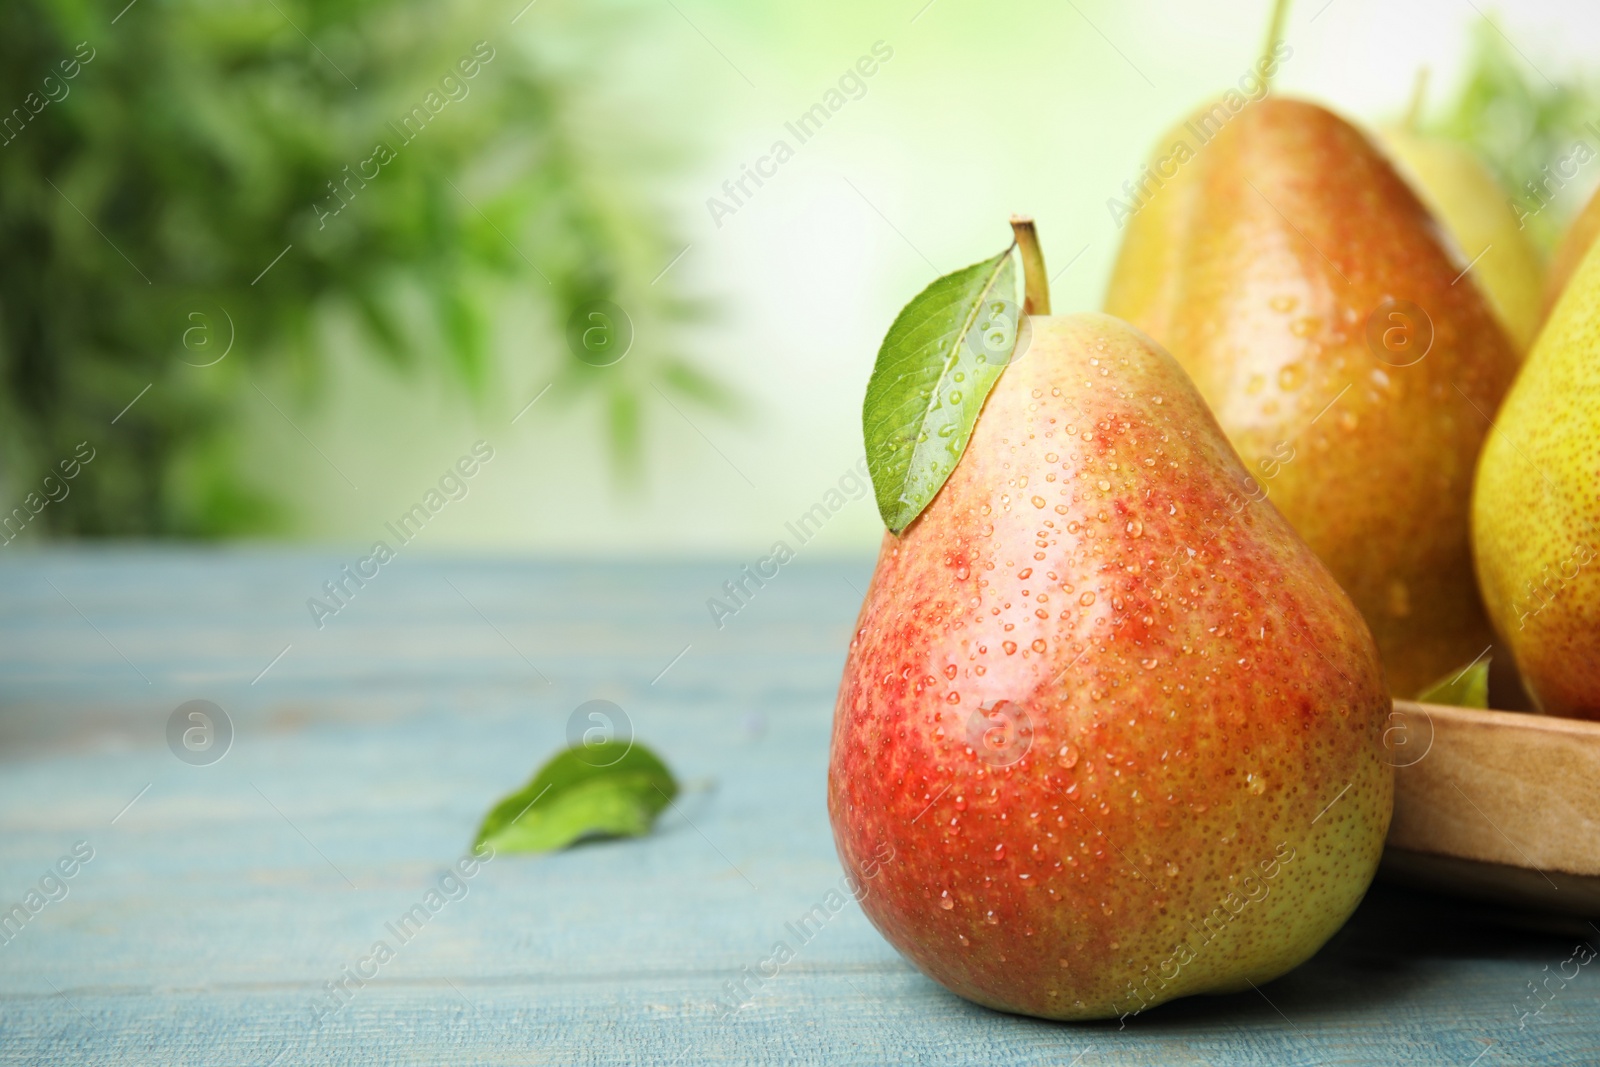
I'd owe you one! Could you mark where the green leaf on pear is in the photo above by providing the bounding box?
[473,741,680,854]
[863,245,1021,533]
[1415,657,1490,708]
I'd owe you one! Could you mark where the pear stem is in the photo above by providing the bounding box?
[1405,67,1430,131]
[1009,215,1050,316]
[1259,0,1291,91]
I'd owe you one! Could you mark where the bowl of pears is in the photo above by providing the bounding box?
[827,8,1600,1023]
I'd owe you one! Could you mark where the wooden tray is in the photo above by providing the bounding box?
[1381,700,1600,917]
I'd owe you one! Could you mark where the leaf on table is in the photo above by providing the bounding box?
[1416,657,1490,708]
[863,244,1021,534]
[473,740,680,854]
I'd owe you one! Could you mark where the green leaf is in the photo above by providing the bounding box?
[352,284,413,371]
[863,245,1020,533]
[440,287,489,398]
[608,386,643,479]
[1416,657,1490,708]
[473,740,679,854]
[658,356,744,417]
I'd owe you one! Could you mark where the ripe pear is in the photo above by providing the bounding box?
[1542,185,1600,323]
[1106,97,1519,698]
[829,311,1391,1021]
[1378,123,1544,355]
[1473,231,1600,719]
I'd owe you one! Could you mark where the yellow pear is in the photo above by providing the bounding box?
[1473,230,1600,719]
[1379,123,1545,356]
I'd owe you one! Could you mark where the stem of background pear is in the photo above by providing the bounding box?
[1009,216,1050,316]
[1405,67,1430,132]
[1259,0,1290,91]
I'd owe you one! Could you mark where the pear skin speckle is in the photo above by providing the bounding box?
[828,313,1392,1021]
[1474,229,1600,719]
[1106,97,1519,698]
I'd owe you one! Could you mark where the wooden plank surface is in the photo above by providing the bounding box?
[0,549,1596,1065]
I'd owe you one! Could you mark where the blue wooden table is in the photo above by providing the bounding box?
[0,550,1595,1065]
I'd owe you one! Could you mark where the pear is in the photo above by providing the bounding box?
[1105,97,1519,698]
[1375,69,1543,356]
[830,304,1390,1020]
[1473,228,1600,719]
[1378,124,1544,356]
[1542,185,1600,323]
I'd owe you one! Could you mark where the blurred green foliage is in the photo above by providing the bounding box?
[1435,20,1600,254]
[0,0,733,537]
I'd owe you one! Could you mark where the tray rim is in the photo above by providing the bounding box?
[1395,698,1600,740]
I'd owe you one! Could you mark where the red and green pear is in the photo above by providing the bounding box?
[829,308,1391,1020]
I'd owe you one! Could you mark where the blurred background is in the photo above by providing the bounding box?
[2,0,1597,557]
